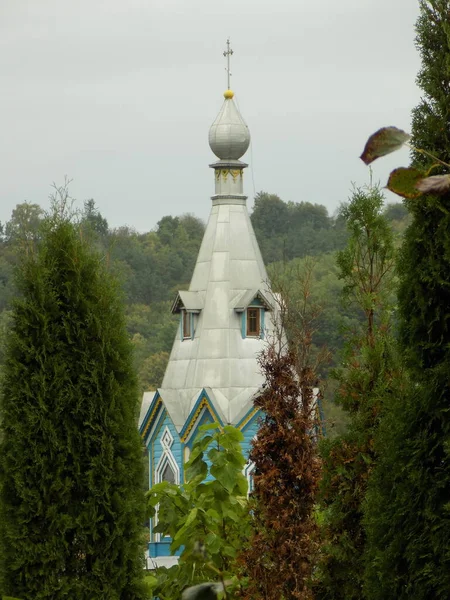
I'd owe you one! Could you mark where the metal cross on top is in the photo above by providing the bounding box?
[223,38,233,90]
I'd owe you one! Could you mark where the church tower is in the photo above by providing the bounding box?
[139,42,278,563]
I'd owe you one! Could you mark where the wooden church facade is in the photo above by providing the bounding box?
[139,389,260,559]
[139,69,279,563]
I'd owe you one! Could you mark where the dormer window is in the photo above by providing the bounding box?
[232,288,273,340]
[171,291,204,342]
[246,307,260,337]
[182,310,192,340]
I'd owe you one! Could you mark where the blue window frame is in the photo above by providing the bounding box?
[241,306,265,339]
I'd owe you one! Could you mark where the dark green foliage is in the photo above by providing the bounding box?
[0,197,409,401]
[250,192,348,264]
[363,3,450,598]
[315,334,404,600]
[383,202,408,222]
[363,371,450,600]
[398,192,450,370]
[0,216,146,599]
[364,191,450,599]
[410,0,450,170]
[314,187,398,600]
[82,199,109,238]
[147,424,250,600]
[337,187,395,337]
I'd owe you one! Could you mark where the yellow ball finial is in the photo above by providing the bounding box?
[224,89,234,99]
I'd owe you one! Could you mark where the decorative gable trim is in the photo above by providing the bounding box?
[139,392,163,442]
[179,390,224,443]
[236,406,259,431]
[231,288,273,312]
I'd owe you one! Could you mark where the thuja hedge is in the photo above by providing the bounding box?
[0,216,146,599]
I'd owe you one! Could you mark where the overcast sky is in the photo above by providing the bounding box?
[1,0,421,231]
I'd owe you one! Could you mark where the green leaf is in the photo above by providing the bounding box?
[386,167,424,199]
[185,454,208,480]
[199,422,222,433]
[187,433,214,465]
[222,505,241,522]
[205,531,222,554]
[221,425,244,443]
[360,126,410,165]
[205,508,221,521]
[185,507,198,527]
[222,544,238,558]
[148,481,178,496]
[210,462,238,492]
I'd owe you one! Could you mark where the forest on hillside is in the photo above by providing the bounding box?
[0,191,409,433]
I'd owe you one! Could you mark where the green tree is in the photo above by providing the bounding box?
[383,202,408,222]
[147,424,250,600]
[0,212,146,599]
[138,351,169,391]
[268,254,358,437]
[251,192,348,264]
[4,202,44,243]
[410,0,450,170]
[251,192,289,237]
[363,3,450,597]
[314,186,398,600]
[81,199,109,238]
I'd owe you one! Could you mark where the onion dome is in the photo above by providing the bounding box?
[208,90,251,160]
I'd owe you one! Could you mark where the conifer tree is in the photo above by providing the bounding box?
[313,186,398,600]
[239,264,322,600]
[0,206,146,599]
[410,0,450,170]
[363,2,450,597]
[239,349,320,600]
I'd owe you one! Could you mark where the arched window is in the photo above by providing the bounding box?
[153,427,180,542]
[161,461,176,484]
[155,427,180,485]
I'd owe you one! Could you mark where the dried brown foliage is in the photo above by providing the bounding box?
[239,262,323,600]
[239,347,320,600]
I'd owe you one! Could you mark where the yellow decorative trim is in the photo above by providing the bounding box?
[221,169,229,182]
[230,169,241,181]
[237,407,259,431]
[181,398,209,442]
[180,397,222,442]
[152,416,167,455]
[141,397,162,439]
[215,170,221,181]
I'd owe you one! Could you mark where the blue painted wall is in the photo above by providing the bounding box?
[150,411,183,487]
[146,402,263,559]
[148,410,182,549]
[240,411,261,459]
[185,409,215,450]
